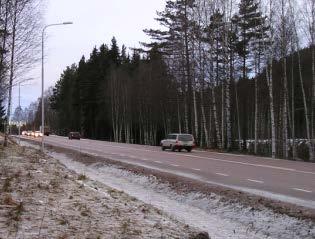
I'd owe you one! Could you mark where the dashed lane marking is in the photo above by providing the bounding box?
[29,136,315,176]
[292,188,313,193]
[170,164,180,167]
[192,168,201,171]
[77,142,315,175]
[215,173,229,177]
[247,179,264,184]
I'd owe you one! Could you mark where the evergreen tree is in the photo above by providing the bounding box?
[234,0,268,80]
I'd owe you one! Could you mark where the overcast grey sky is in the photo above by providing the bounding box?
[13,0,165,110]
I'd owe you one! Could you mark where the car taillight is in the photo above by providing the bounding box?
[176,140,179,145]
[193,141,196,147]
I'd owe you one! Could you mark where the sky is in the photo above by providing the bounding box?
[13,0,165,111]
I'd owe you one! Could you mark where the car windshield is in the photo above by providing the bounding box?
[167,134,177,139]
[178,134,193,141]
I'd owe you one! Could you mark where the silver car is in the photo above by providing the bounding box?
[160,133,195,152]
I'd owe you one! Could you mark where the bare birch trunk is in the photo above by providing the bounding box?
[312,42,315,158]
[225,2,232,151]
[4,0,17,146]
[212,88,221,149]
[193,88,198,140]
[281,0,289,159]
[266,60,276,159]
[0,0,9,80]
[311,0,315,156]
[266,0,276,159]
[200,89,209,147]
[291,52,296,159]
[184,95,189,133]
[254,60,258,154]
[177,95,182,133]
[221,82,225,149]
[235,80,242,151]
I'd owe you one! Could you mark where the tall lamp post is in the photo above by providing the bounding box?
[41,22,73,152]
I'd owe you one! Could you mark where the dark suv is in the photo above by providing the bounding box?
[68,132,81,140]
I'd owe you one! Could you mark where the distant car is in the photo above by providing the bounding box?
[22,131,27,136]
[160,133,195,152]
[27,131,32,136]
[40,126,50,136]
[68,132,81,140]
[31,131,35,137]
[34,131,43,137]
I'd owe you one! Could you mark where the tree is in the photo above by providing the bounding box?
[234,0,268,150]
[3,0,43,146]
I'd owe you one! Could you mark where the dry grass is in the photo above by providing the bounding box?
[0,144,204,239]
[77,173,87,181]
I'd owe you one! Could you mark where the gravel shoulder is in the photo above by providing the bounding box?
[0,145,206,239]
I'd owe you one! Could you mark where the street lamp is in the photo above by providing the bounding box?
[41,22,73,152]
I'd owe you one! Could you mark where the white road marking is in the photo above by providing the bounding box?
[80,142,315,175]
[30,135,315,176]
[215,173,229,177]
[139,158,148,161]
[170,164,180,167]
[292,188,313,193]
[154,161,163,164]
[192,168,201,171]
[247,179,264,184]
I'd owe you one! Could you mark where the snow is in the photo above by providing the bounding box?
[0,145,203,238]
[49,150,315,239]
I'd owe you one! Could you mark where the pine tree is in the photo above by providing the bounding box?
[234,0,268,150]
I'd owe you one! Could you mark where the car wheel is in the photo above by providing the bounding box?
[171,145,175,152]
[187,147,192,152]
[178,148,182,152]
[162,146,166,151]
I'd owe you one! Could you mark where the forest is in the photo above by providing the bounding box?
[19,0,315,161]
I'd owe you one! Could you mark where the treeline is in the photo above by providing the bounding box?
[48,0,315,161]
[0,0,43,143]
[49,39,175,145]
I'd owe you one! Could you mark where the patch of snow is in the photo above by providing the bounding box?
[50,151,315,239]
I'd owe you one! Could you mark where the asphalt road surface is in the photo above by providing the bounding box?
[20,135,315,209]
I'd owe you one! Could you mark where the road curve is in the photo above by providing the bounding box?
[21,135,315,209]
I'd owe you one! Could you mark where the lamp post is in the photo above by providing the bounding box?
[41,22,73,152]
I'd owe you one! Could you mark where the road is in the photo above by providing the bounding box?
[21,135,315,209]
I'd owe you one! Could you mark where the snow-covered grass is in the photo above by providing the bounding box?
[50,150,315,239]
[0,145,205,239]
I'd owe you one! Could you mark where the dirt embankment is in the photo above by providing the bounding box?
[0,145,209,239]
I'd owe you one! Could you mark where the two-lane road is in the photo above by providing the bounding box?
[21,135,315,209]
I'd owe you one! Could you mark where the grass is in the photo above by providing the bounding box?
[120,219,131,234]
[3,194,17,206]
[7,201,24,224]
[77,174,87,181]
[3,177,13,192]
